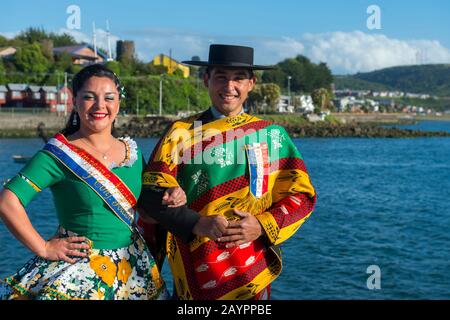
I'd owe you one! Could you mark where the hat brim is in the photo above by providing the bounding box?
[182,60,274,70]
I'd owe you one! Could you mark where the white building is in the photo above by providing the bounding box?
[297,95,315,113]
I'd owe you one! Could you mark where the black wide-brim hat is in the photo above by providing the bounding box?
[182,44,274,70]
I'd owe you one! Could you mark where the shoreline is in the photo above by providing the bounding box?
[1,113,450,139]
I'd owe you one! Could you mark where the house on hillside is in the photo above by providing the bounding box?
[152,54,190,78]
[53,44,107,65]
[0,46,17,59]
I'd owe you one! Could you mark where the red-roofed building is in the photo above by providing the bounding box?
[6,84,28,108]
[55,85,74,114]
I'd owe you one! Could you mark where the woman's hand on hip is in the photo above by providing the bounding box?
[42,236,91,264]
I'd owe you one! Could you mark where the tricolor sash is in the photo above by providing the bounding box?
[43,133,137,231]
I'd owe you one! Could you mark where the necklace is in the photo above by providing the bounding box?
[80,138,113,160]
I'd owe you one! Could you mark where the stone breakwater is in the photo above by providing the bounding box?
[284,123,450,138]
[115,117,450,138]
[1,114,450,138]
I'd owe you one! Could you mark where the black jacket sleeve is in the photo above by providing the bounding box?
[138,185,201,243]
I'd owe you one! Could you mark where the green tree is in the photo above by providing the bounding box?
[247,85,264,113]
[172,69,185,78]
[16,27,48,44]
[247,83,280,113]
[121,75,210,116]
[261,55,333,94]
[13,43,49,83]
[105,61,122,76]
[261,67,285,87]
[49,32,77,47]
[43,52,74,86]
[261,83,281,113]
[0,35,9,47]
[0,59,6,83]
[311,88,331,114]
[16,27,77,47]
[147,63,168,75]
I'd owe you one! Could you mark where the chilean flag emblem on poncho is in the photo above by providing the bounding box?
[245,142,269,199]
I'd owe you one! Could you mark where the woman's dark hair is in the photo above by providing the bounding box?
[61,64,124,136]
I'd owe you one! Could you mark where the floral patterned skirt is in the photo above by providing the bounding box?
[0,227,169,300]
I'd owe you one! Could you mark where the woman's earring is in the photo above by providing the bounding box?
[72,113,78,126]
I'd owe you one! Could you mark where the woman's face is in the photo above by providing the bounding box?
[74,76,120,134]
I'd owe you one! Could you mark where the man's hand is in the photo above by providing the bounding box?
[192,215,229,241]
[218,209,263,248]
[162,187,187,208]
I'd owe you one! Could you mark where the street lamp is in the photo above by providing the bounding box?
[287,76,292,107]
[263,95,267,115]
[136,94,139,116]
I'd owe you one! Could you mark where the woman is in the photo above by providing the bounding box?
[0,64,183,300]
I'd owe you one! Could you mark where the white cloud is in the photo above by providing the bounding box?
[255,37,305,65]
[301,31,450,74]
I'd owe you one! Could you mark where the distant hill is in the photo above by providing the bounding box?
[334,64,450,97]
[333,75,392,92]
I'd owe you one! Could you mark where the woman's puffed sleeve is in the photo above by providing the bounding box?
[4,151,64,207]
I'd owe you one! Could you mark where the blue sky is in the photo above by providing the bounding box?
[1,0,450,74]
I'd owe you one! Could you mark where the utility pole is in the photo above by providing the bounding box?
[136,94,139,116]
[93,22,98,62]
[64,72,68,117]
[187,96,190,114]
[287,76,292,107]
[196,69,200,99]
[106,20,113,61]
[159,76,163,116]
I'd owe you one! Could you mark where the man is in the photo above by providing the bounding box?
[138,44,316,300]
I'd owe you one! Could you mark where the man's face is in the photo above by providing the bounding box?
[204,67,256,116]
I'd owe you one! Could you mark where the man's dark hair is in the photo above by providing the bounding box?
[205,67,254,79]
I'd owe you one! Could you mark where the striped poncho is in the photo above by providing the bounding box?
[142,111,316,300]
